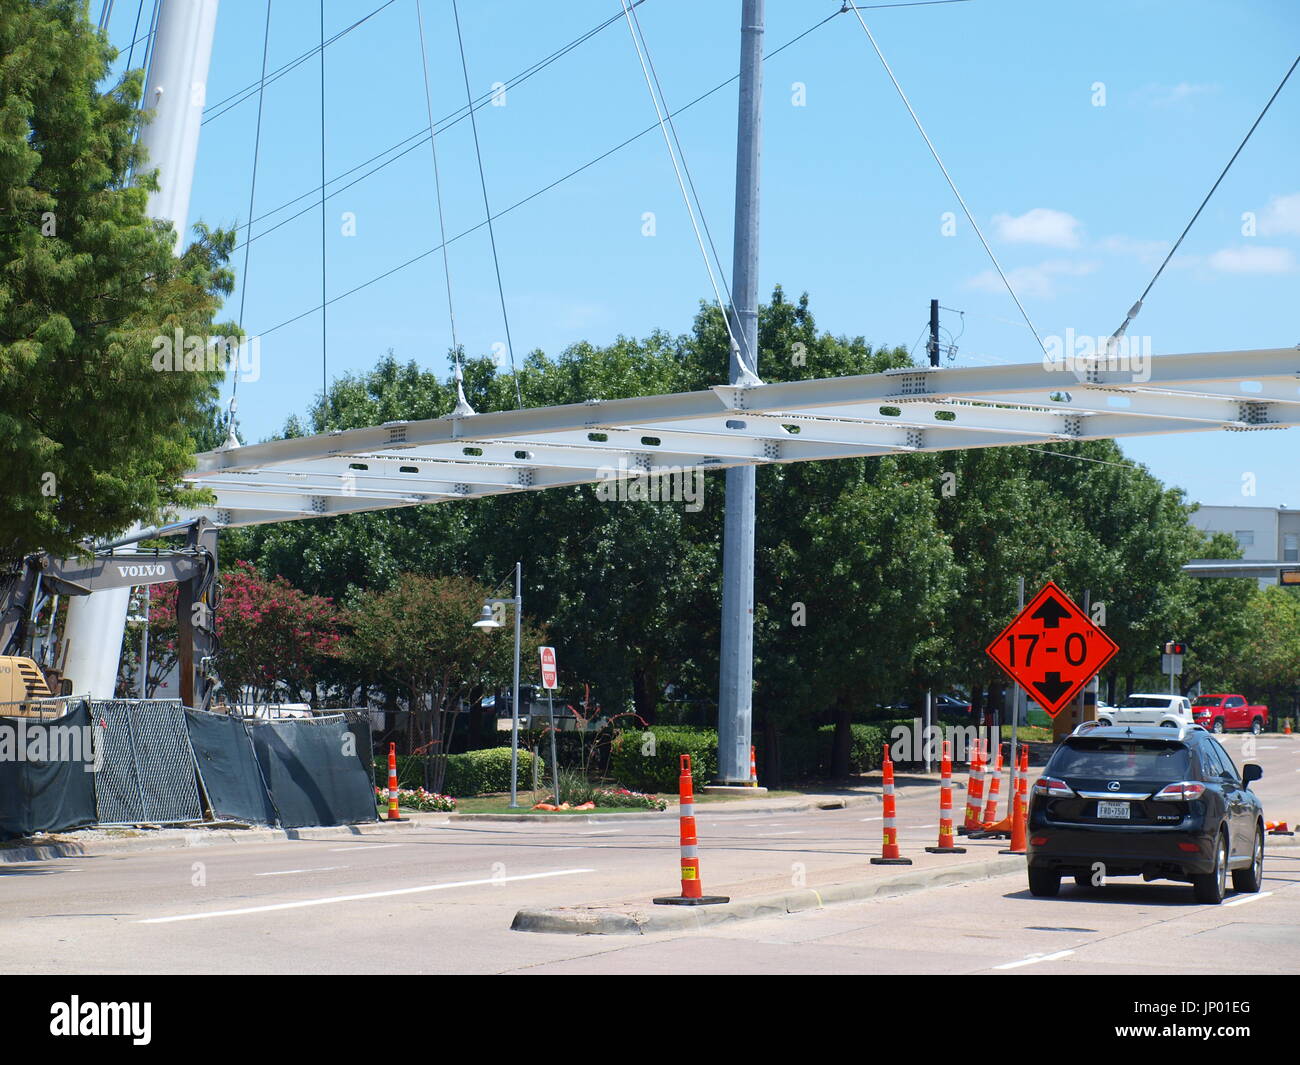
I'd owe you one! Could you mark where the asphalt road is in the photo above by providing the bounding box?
[2,733,1297,974]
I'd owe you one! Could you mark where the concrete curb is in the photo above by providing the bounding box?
[0,818,421,864]
[511,854,1028,935]
[447,793,882,823]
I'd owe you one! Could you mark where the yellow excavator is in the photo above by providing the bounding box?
[0,654,59,717]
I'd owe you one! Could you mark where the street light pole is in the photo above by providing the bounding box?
[511,561,522,809]
[476,565,524,808]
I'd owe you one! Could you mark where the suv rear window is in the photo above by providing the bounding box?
[1051,739,1191,780]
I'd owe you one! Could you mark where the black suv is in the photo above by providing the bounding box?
[1026,725,1264,904]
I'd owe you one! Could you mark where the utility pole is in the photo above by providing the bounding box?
[928,299,940,367]
[62,0,221,699]
[717,0,764,784]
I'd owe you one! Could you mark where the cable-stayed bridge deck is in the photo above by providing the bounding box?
[186,348,1300,527]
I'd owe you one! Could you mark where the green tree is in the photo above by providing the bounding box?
[344,574,545,792]
[214,562,344,709]
[0,1,236,565]
[1236,585,1300,716]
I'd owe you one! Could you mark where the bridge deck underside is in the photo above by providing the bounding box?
[185,349,1300,527]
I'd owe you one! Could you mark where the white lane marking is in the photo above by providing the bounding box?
[1223,891,1273,907]
[755,830,804,837]
[581,830,623,836]
[994,949,1075,970]
[1257,746,1278,749]
[861,816,883,822]
[255,866,348,877]
[327,843,404,852]
[137,868,595,924]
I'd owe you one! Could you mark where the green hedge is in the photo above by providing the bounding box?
[608,726,718,793]
[374,747,542,797]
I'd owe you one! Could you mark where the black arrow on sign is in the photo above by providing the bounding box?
[1031,596,1072,629]
[1034,672,1073,704]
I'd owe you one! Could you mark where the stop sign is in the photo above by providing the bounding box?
[539,646,558,690]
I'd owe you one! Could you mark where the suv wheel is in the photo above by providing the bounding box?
[1232,826,1264,893]
[1250,718,1263,735]
[1028,867,1060,897]
[1192,831,1229,904]
[1212,719,1225,734]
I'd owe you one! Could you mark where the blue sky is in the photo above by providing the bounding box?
[105,0,1299,507]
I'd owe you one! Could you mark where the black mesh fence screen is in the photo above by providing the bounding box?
[184,710,277,824]
[0,702,98,840]
[245,716,378,828]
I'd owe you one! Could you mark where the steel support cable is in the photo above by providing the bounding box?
[846,1,1049,359]
[228,0,274,430]
[221,0,648,244]
[618,0,756,382]
[122,0,146,75]
[626,0,769,381]
[415,0,472,415]
[320,0,329,415]
[451,0,523,408]
[1104,53,1300,352]
[249,7,845,341]
[201,0,402,123]
[229,3,835,249]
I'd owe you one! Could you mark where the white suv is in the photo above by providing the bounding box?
[1097,693,1194,729]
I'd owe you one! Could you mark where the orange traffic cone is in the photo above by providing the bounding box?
[926,740,967,854]
[872,745,913,865]
[983,744,1004,825]
[385,742,407,822]
[750,745,759,786]
[1000,745,1029,855]
[1268,821,1294,836]
[1284,720,1293,736]
[654,755,729,905]
[959,739,986,835]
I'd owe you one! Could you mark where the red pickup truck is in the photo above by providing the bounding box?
[1191,694,1269,734]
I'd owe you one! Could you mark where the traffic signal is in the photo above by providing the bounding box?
[1163,641,1187,655]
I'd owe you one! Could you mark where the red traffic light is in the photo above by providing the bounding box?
[1163,641,1187,655]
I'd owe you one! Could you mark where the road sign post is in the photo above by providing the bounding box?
[539,646,560,806]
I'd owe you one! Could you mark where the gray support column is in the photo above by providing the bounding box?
[717,0,764,784]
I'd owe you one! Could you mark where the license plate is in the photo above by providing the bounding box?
[1097,801,1131,819]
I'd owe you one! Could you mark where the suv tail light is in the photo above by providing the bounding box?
[1152,781,1206,801]
[1032,776,1074,798]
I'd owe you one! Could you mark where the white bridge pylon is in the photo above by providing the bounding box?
[188,348,1300,527]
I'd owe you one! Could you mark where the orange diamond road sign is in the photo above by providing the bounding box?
[985,581,1119,718]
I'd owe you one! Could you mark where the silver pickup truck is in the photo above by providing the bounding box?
[1096,693,1194,729]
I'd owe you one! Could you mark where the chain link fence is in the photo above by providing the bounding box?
[91,699,203,825]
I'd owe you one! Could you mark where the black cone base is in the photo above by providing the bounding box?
[998,848,1027,855]
[653,895,730,906]
[925,845,968,853]
[870,857,913,865]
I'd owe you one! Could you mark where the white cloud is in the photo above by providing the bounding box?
[1206,245,1297,274]
[991,208,1083,249]
[1097,235,1169,264]
[964,258,1098,300]
[1258,192,1300,237]
[1140,82,1219,107]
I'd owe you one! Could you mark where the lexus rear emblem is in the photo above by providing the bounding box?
[1107,781,1121,791]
